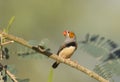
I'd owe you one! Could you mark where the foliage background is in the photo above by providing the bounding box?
[0,0,120,82]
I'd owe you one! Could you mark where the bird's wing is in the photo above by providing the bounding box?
[57,44,66,55]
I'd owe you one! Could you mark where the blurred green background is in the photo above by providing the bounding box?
[0,0,120,82]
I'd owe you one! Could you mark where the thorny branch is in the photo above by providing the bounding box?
[0,30,109,82]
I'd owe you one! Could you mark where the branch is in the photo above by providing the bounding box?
[0,30,109,82]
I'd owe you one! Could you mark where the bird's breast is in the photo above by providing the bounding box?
[59,46,76,58]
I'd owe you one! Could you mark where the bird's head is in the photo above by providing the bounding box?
[63,30,76,43]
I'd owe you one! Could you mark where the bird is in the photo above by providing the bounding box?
[52,30,77,69]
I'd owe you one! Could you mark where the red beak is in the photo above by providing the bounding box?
[63,31,67,36]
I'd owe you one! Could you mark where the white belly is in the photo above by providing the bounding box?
[59,46,75,59]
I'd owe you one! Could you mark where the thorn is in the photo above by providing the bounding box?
[1,40,14,46]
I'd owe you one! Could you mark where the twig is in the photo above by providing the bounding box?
[6,70,18,82]
[0,63,18,82]
[0,30,109,82]
[1,41,14,46]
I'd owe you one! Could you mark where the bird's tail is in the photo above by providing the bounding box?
[52,62,60,69]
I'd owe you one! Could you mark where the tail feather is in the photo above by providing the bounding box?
[52,62,60,69]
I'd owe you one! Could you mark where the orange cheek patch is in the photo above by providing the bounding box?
[69,32,75,38]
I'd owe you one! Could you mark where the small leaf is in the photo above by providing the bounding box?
[5,16,15,33]
[47,68,53,82]
[17,79,30,82]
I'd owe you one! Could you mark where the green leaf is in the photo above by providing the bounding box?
[5,16,15,33]
[47,68,53,82]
